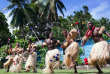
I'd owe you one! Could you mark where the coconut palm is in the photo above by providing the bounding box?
[2,0,33,39]
[35,0,66,22]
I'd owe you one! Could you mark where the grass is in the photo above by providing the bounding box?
[0,68,110,74]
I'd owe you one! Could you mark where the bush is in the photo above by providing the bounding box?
[28,37,36,42]
[102,33,110,41]
[36,46,48,69]
[52,26,65,42]
[76,47,84,65]
[14,39,28,50]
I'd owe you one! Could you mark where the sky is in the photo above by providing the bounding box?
[0,0,110,33]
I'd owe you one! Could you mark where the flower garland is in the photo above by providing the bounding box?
[85,26,95,37]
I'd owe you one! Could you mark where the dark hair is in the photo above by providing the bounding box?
[88,22,93,25]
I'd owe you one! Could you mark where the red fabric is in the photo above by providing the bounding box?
[85,26,95,37]
[84,58,88,62]
[14,63,16,65]
[85,63,88,65]
[75,22,78,25]
[13,61,16,65]
[84,58,88,65]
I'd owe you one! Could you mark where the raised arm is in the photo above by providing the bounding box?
[103,31,110,38]
[81,36,89,46]
[96,26,110,38]
[42,39,48,48]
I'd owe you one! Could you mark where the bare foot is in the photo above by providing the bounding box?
[59,66,62,70]
[98,71,103,74]
[25,70,30,72]
[33,70,37,73]
[5,70,9,72]
[74,71,78,74]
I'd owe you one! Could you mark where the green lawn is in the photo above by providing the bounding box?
[0,68,110,74]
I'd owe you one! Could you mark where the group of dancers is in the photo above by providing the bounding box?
[3,21,110,73]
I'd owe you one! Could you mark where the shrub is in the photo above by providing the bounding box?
[76,47,84,65]
[36,46,48,69]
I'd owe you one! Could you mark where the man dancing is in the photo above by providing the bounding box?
[12,42,23,55]
[81,22,110,73]
[4,43,23,72]
[42,32,60,73]
[25,39,37,73]
[61,29,79,73]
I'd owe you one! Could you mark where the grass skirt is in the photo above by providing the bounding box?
[43,49,60,73]
[88,41,109,67]
[63,42,79,68]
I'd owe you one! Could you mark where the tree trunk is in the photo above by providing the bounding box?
[21,26,25,40]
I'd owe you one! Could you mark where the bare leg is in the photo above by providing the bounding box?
[74,64,78,73]
[95,64,103,73]
[106,59,110,64]
[32,67,37,73]
[69,55,74,68]
[59,64,62,70]
[50,65,54,73]
[25,66,30,72]
[6,65,10,72]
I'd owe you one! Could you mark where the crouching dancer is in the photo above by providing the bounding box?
[4,43,24,73]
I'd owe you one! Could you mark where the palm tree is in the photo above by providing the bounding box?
[2,0,33,39]
[35,0,66,22]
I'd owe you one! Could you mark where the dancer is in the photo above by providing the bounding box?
[61,29,79,73]
[81,22,110,73]
[12,42,23,55]
[25,39,37,73]
[4,43,23,72]
[42,32,60,73]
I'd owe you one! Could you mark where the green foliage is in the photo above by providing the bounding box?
[0,12,15,47]
[76,47,84,65]
[29,37,36,42]
[99,17,110,32]
[36,46,48,69]
[0,39,28,51]
[35,0,66,22]
[0,45,7,59]
[14,39,28,50]
[52,26,65,42]
[73,6,92,37]
[2,0,34,39]
[103,33,110,41]
[0,39,28,59]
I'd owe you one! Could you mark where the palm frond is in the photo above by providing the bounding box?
[56,0,66,11]
[57,4,64,16]
[35,0,45,5]
[1,4,15,11]
[8,8,16,18]
[10,8,18,28]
